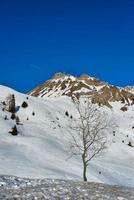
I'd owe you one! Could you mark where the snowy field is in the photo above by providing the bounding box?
[0,85,134,187]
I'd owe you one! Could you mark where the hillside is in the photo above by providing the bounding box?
[0,74,134,188]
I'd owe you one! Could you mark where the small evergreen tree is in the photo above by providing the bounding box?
[2,101,6,105]
[128,141,133,147]
[65,111,69,116]
[11,113,16,120]
[21,101,28,108]
[4,115,8,120]
[9,125,18,136]
[16,116,20,125]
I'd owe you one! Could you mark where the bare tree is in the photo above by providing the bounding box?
[68,99,114,182]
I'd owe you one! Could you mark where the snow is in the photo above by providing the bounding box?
[0,85,134,187]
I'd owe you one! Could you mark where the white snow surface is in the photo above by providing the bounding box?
[0,85,134,187]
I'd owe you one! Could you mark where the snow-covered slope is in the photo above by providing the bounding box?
[0,84,134,187]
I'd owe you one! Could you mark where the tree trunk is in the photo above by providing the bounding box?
[82,154,87,182]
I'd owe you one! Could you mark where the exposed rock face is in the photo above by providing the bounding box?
[29,73,134,108]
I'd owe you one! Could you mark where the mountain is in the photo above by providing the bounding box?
[0,73,134,187]
[29,73,134,108]
[124,86,134,94]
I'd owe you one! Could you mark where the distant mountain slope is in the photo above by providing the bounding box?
[29,73,134,108]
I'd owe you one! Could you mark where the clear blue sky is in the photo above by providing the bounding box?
[0,0,134,92]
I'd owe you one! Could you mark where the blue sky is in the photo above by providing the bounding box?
[0,0,134,92]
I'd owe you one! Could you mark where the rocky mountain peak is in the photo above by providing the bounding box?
[29,73,134,108]
[52,72,66,80]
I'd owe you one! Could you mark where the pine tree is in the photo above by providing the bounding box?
[9,125,18,136]
[5,94,16,113]
[16,116,20,125]
[21,101,28,108]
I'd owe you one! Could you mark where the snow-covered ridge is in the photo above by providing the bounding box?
[124,86,134,94]
[29,73,134,108]
[29,73,105,98]
[0,84,134,187]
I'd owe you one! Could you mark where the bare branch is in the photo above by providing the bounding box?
[67,97,115,181]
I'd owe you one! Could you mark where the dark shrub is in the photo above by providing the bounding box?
[128,141,133,147]
[11,113,16,120]
[9,125,18,136]
[21,101,28,108]
[120,106,128,112]
[32,112,35,116]
[4,115,8,120]
[16,116,20,125]
[2,101,6,105]
[65,111,69,117]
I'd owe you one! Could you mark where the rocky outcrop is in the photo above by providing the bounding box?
[91,93,112,108]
